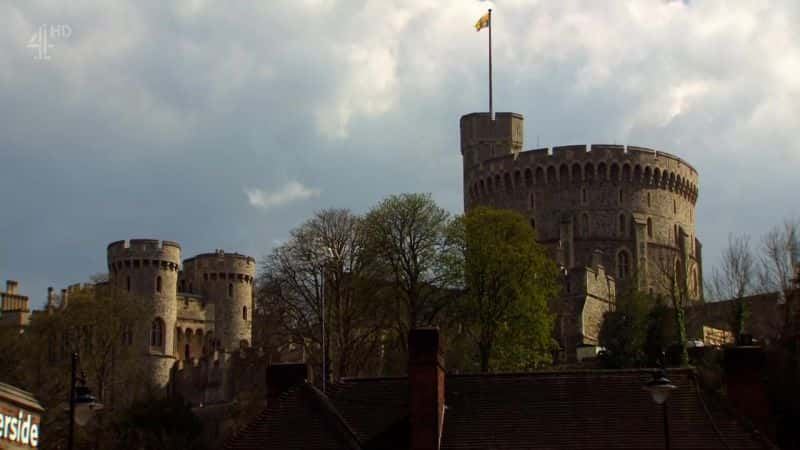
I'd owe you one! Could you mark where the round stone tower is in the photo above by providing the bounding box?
[461,112,702,300]
[181,250,255,352]
[107,239,181,388]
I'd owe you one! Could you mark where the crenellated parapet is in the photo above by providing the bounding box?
[107,239,182,275]
[464,144,699,206]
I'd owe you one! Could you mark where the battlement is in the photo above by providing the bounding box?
[107,239,182,272]
[182,250,256,281]
[184,251,256,265]
[478,144,698,177]
[465,143,700,204]
[107,239,181,252]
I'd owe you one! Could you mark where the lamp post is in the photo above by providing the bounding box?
[321,270,327,394]
[67,352,103,450]
[318,245,334,394]
[643,356,677,450]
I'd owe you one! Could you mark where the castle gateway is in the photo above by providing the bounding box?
[460,112,703,359]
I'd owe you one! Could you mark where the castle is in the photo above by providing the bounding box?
[460,112,703,358]
[102,239,256,388]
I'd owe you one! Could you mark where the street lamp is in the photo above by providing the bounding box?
[643,357,677,450]
[68,352,103,450]
[318,245,334,394]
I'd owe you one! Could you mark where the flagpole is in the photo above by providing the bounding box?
[488,9,493,120]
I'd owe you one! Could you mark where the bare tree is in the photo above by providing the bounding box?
[258,209,387,381]
[758,219,799,295]
[652,254,691,365]
[707,233,756,342]
[361,193,462,342]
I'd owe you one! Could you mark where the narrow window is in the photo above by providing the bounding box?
[529,192,535,210]
[581,213,589,237]
[581,188,587,204]
[156,276,162,293]
[647,218,653,238]
[243,305,248,321]
[647,192,651,207]
[618,251,630,279]
[619,214,626,236]
[673,199,677,214]
[530,218,536,229]
[126,276,131,292]
[618,189,623,204]
[228,283,233,297]
[151,318,164,348]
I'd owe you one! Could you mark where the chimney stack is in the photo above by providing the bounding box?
[5,280,18,295]
[60,289,68,309]
[47,287,55,308]
[266,363,311,401]
[409,328,445,450]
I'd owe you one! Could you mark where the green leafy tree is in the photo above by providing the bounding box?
[453,207,560,372]
[599,286,651,368]
[18,284,150,449]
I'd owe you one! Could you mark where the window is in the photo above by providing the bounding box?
[617,251,630,279]
[156,276,162,293]
[151,318,165,349]
[530,218,536,229]
[673,199,677,214]
[243,305,248,321]
[121,323,133,346]
[619,213,626,236]
[228,283,234,297]
[618,189,623,204]
[647,218,653,238]
[529,193,535,210]
[581,213,589,238]
[647,192,651,207]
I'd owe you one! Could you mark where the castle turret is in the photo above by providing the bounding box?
[181,250,255,353]
[107,239,181,388]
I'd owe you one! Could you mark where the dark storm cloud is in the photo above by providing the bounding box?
[0,1,798,307]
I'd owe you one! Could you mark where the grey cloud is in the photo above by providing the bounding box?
[1,1,798,307]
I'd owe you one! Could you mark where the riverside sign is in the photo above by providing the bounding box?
[0,383,43,449]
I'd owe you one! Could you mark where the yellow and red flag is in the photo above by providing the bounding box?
[475,12,490,31]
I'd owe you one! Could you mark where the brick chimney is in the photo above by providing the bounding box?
[409,328,445,450]
[266,363,311,401]
[723,346,773,440]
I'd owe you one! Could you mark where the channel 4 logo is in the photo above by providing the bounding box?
[27,24,72,60]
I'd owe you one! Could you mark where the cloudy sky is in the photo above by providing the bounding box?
[1,0,798,308]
